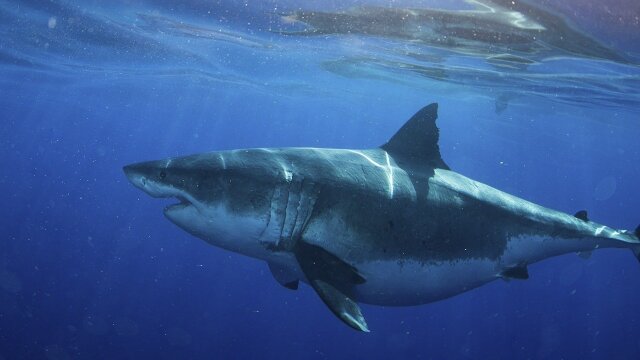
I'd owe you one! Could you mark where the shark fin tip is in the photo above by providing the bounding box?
[342,311,369,332]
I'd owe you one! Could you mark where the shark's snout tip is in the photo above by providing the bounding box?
[122,163,147,189]
[123,162,138,174]
[123,162,145,179]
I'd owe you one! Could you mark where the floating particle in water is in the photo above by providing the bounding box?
[48,17,57,29]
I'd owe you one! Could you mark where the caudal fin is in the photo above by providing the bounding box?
[631,225,640,262]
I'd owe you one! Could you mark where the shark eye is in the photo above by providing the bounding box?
[159,171,166,179]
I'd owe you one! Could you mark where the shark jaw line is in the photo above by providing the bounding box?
[161,189,209,218]
[163,194,193,213]
[133,177,204,216]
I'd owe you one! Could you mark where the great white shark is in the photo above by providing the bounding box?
[123,103,640,332]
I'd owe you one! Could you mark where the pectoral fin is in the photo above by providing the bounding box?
[295,241,369,332]
[309,279,369,332]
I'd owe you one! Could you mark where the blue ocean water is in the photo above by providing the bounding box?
[1,0,640,358]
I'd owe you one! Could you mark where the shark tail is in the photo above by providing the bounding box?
[632,225,640,262]
[576,212,640,261]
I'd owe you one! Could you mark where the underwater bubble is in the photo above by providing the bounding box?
[0,270,22,293]
[48,17,57,29]
[594,176,617,201]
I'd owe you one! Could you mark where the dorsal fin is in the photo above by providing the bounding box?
[381,103,449,169]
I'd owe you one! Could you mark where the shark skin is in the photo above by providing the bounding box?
[123,103,640,332]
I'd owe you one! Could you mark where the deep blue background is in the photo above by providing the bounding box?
[1,1,640,359]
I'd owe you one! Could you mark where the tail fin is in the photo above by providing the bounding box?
[631,225,640,262]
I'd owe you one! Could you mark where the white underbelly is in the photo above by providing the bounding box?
[353,259,499,306]
[350,235,621,306]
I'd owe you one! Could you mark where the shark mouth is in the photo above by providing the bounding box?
[164,195,193,213]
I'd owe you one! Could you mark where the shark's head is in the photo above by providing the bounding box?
[123,150,282,257]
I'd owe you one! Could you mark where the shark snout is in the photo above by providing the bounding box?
[123,163,148,190]
[122,162,172,198]
[122,161,202,217]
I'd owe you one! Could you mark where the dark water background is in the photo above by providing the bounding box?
[1,1,640,358]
